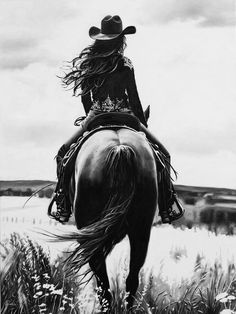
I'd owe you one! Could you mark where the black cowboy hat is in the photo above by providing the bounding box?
[89,15,136,40]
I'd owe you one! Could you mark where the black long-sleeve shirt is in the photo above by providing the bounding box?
[81,57,147,127]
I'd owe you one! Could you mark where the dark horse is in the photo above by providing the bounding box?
[58,125,159,311]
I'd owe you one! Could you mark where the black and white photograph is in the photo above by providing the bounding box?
[1,0,236,313]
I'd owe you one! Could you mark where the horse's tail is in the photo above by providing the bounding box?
[54,145,137,278]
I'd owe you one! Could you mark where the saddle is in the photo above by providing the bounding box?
[87,112,141,131]
[62,113,164,172]
[55,112,183,222]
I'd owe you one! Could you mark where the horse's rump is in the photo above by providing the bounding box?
[73,128,158,226]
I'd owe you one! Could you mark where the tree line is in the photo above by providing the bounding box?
[0,188,54,198]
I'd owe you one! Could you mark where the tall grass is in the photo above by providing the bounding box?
[0,233,89,314]
[0,233,236,313]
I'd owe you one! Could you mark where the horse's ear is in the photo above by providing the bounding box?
[144,105,150,122]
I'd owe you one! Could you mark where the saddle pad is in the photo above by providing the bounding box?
[86,112,141,131]
[62,125,165,182]
[62,125,138,168]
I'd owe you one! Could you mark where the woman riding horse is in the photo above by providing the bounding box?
[49,15,183,224]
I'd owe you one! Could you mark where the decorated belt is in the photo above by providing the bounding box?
[91,95,130,113]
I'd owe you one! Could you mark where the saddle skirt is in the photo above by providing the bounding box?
[62,112,165,172]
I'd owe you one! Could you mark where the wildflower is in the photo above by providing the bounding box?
[36,291,43,296]
[43,273,50,279]
[220,298,229,303]
[63,295,73,301]
[39,303,46,308]
[33,291,43,299]
[42,284,51,289]
[228,295,236,301]
[220,310,235,314]
[49,284,55,291]
[34,283,41,289]
[51,289,63,295]
[216,292,228,301]
[32,275,40,281]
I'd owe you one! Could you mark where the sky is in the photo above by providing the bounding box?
[1,0,236,189]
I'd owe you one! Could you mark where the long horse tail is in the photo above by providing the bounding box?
[54,145,137,278]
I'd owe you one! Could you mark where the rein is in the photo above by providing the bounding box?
[22,183,55,208]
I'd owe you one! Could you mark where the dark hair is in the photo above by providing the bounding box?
[61,36,127,96]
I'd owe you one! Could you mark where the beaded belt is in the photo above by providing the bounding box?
[91,95,130,113]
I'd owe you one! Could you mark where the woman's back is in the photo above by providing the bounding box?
[83,56,147,125]
[93,57,129,102]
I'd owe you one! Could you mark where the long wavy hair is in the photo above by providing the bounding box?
[61,36,127,96]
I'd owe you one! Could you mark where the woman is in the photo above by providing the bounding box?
[49,15,183,224]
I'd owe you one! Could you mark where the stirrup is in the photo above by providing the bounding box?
[49,206,71,223]
[55,207,71,223]
[168,195,185,221]
[160,211,171,224]
[48,191,71,223]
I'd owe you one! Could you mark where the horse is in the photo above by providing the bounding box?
[56,122,160,311]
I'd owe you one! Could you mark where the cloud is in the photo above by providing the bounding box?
[0,0,79,69]
[0,37,38,53]
[141,0,235,27]
[2,121,66,148]
[0,33,41,69]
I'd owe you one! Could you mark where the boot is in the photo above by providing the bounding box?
[48,124,86,223]
[140,124,184,223]
[158,170,171,224]
[158,173,185,223]
[48,144,72,223]
[168,188,185,222]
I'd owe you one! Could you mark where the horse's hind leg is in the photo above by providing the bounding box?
[126,226,151,310]
[89,253,112,312]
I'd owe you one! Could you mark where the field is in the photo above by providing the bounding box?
[1,196,236,313]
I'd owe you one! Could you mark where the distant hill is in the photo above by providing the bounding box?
[0,180,56,197]
[175,184,236,196]
[0,180,56,192]
[1,180,235,197]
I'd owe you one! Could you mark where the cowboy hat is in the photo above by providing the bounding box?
[89,15,136,40]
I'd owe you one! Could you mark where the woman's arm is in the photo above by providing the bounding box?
[81,91,92,115]
[126,66,148,127]
[81,82,93,115]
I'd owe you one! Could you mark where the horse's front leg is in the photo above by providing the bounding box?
[89,254,112,312]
